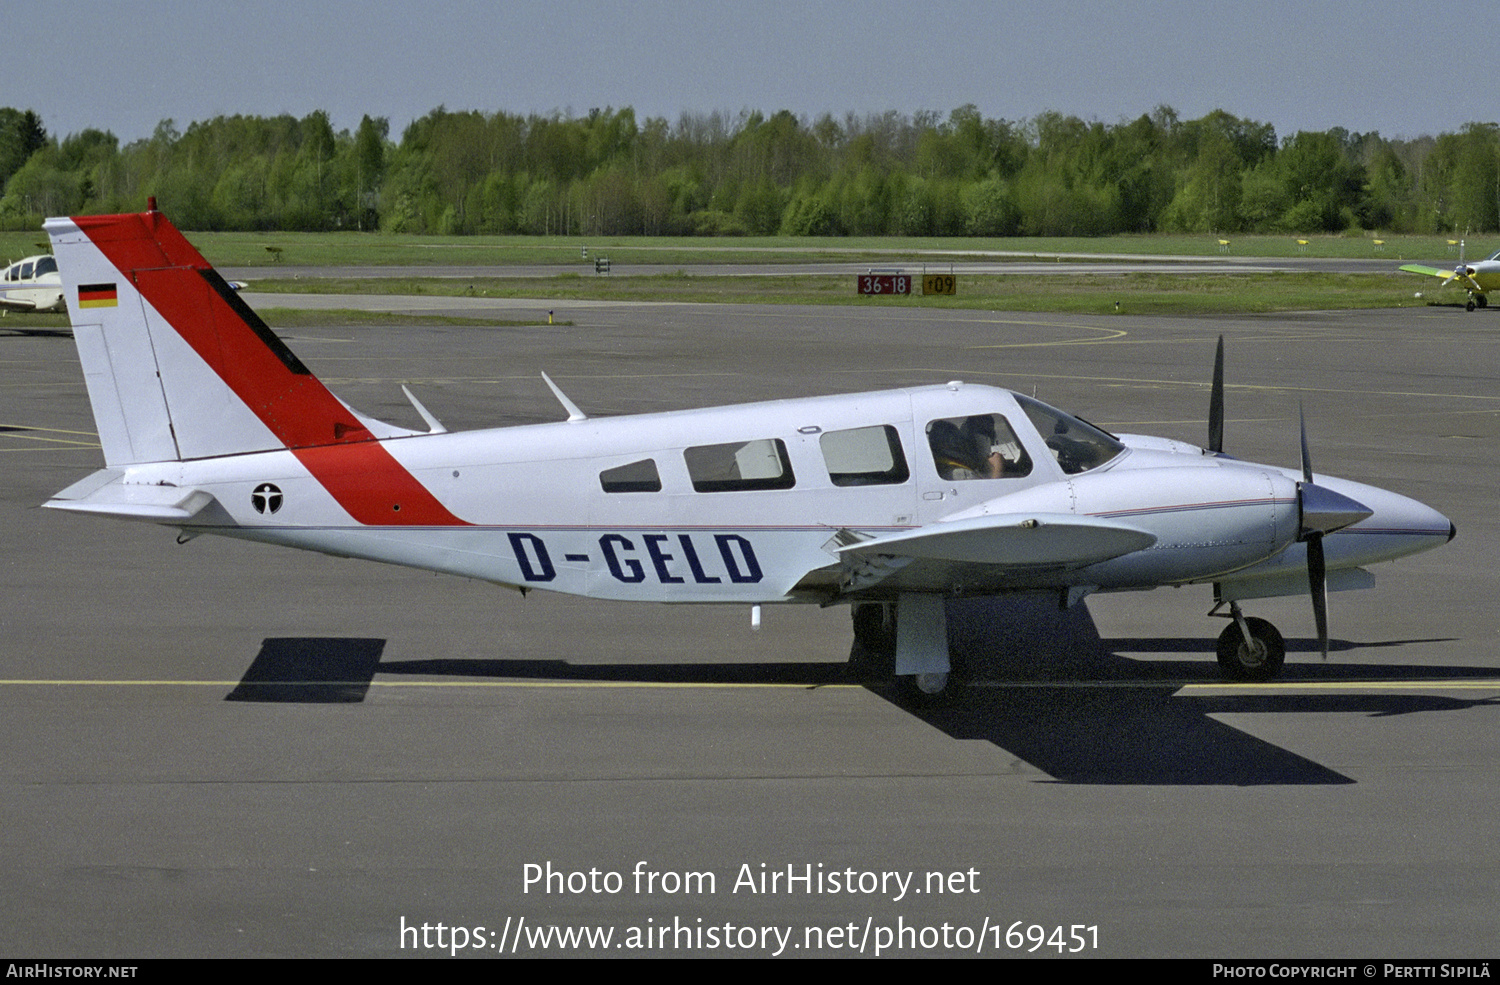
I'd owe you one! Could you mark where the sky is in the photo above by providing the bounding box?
[9,0,1490,145]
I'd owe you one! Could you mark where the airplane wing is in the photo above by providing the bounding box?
[837,513,1156,567]
[0,296,42,312]
[1400,263,1483,292]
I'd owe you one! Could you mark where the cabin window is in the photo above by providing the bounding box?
[19,262,32,280]
[820,425,909,486]
[925,413,1033,481]
[34,257,56,276]
[684,438,795,492]
[599,459,662,493]
[1014,394,1124,475]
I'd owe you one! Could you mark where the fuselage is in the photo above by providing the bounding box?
[104,382,1453,606]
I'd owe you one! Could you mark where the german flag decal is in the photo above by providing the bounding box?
[78,283,118,308]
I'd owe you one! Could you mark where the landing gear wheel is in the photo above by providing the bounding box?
[1467,298,1478,312]
[894,670,965,706]
[1216,617,1285,682]
[848,603,895,682]
[1478,294,1489,308]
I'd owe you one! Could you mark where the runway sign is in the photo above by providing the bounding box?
[857,273,910,295]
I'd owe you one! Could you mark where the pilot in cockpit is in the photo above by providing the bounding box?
[928,415,1031,480]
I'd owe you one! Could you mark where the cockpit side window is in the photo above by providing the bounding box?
[34,256,56,276]
[1014,394,1125,474]
[925,413,1033,481]
[820,425,909,486]
[600,459,662,493]
[20,262,33,280]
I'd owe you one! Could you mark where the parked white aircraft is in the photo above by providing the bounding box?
[42,204,1456,696]
[0,253,66,313]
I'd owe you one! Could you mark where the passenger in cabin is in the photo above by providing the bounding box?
[927,419,986,480]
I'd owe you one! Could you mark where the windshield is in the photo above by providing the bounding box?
[1014,394,1125,474]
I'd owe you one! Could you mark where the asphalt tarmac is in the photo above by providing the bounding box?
[2,297,1497,958]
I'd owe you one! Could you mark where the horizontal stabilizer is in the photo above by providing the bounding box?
[837,513,1156,568]
[44,469,218,521]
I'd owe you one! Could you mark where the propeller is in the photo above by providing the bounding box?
[1204,338,1371,659]
[1442,238,1475,288]
[1295,404,1373,658]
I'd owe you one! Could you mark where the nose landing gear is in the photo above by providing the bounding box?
[1211,600,1286,682]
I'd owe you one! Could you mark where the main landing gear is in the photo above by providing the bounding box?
[849,600,959,702]
[1467,292,1488,312]
[1212,601,1286,682]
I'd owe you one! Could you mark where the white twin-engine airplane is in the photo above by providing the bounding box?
[42,204,1456,697]
[0,252,66,313]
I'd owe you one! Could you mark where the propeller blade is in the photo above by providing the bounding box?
[1307,531,1329,659]
[1299,402,1312,485]
[1295,403,1365,660]
[1208,336,1225,454]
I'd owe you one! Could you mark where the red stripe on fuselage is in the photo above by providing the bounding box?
[294,442,463,526]
[74,211,468,527]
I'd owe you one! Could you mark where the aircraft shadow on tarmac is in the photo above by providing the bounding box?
[224,598,1494,786]
[226,637,386,704]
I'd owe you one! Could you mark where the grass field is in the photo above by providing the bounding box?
[243,269,1437,316]
[3,228,1488,269]
[1,225,1471,319]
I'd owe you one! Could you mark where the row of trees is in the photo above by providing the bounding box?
[3,104,1498,237]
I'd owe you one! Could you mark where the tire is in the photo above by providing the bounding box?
[1216,617,1286,682]
[894,670,966,706]
[848,603,895,681]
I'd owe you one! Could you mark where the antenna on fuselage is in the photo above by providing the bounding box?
[400,384,448,434]
[541,371,588,422]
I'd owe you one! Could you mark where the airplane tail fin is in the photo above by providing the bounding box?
[45,202,416,468]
